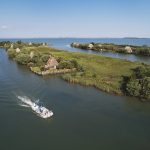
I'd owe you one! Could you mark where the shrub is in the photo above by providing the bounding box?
[0,41,12,47]
[92,73,97,78]
[57,59,83,71]
[80,44,88,49]
[37,59,45,66]
[41,55,49,63]
[31,67,41,73]
[57,61,74,69]
[141,77,150,99]
[142,48,150,56]
[31,54,40,63]
[122,65,150,100]
[40,66,45,71]
[116,48,126,53]
[71,59,83,71]
[7,49,16,58]
[56,57,63,63]
[70,59,78,68]
[126,79,141,97]
[134,66,150,78]
[27,62,34,67]
[16,40,22,45]
[16,53,30,65]
[102,45,114,50]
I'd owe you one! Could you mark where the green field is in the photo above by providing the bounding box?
[33,47,142,94]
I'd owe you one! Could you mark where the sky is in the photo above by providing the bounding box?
[0,0,150,38]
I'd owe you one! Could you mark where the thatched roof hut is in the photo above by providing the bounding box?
[88,44,94,49]
[45,57,58,69]
[72,42,80,47]
[16,48,21,53]
[29,42,32,46]
[30,51,34,59]
[10,43,14,48]
[125,46,132,53]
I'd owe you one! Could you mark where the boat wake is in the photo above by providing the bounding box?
[17,95,53,119]
[20,104,30,108]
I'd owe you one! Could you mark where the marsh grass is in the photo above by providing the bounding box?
[32,47,142,94]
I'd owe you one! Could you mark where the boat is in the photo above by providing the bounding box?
[31,103,53,118]
[17,96,53,119]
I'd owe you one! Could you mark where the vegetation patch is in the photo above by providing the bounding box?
[122,64,150,100]
[71,42,150,56]
[1,41,80,76]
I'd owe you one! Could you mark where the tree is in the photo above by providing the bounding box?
[70,59,78,68]
[134,65,150,78]
[56,57,63,63]
[16,40,22,45]
[57,61,73,69]
[141,77,150,99]
[16,53,30,65]
[7,49,16,58]
[31,54,40,63]
[41,55,49,63]
[122,65,150,100]
[126,79,141,97]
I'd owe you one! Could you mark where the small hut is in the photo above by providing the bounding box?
[30,51,34,59]
[42,42,47,46]
[16,48,21,53]
[72,42,80,47]
[45,57,58,69]
[88,43,94,49]
[125,46,132,53]
[29,42,32,46]
[10,43,14,49]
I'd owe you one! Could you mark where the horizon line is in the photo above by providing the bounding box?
[0,37,150,39]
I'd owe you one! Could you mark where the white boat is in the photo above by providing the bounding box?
[31,103,53,118]
[17,96,53,119]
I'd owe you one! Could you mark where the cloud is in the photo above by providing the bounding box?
[1,25,8,30]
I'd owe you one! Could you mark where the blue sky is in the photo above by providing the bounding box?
[0,0,150,38]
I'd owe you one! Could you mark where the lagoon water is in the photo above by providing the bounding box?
[0,38,150,150]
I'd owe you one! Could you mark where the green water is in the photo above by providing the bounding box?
[0,48,150,150]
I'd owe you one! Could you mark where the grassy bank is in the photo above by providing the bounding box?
[33,47,141,95]
[1,41,149,100]
[71,42,150,56]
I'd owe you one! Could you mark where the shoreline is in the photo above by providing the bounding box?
[71,42,150,57]
[30,67,76,76]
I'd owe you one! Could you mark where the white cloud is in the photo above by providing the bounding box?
[1,25,8,30]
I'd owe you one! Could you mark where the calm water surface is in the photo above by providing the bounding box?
[0,39,150,150]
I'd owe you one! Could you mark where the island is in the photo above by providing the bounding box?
[1,41,150,101]
[71,42,150,56]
